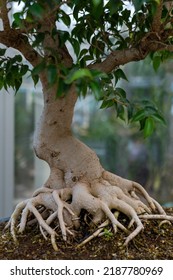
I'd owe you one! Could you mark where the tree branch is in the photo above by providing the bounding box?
[152,0,163,33]
[88,29,173,73]
[0,29,42,67]
[0,0,11,30]
[88,47,146,73]
[0,1,42,67]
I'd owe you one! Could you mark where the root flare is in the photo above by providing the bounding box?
[5,171,173,250]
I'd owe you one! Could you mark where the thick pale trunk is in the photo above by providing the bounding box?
[33,84,103,189]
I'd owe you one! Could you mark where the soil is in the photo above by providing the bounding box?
[0,208,173,260]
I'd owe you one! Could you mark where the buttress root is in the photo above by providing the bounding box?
[5,172,173,250]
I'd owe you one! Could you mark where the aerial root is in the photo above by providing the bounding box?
[52,190,75,241]
[5,191,72,251]
[5,200,28,242]
[5,171,173,251]
[139,214,173,221]
[77,211,120,247]
[77,220,110,248]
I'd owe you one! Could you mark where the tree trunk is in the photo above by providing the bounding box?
[33,82,103,190]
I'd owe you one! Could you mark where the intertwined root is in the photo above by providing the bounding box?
[5,171,173,251]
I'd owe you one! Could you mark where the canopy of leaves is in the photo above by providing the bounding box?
[0,0,172,136]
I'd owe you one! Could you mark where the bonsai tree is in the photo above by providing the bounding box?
[1,0,173,251]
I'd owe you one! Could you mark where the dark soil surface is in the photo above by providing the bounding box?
[0,208,173,260]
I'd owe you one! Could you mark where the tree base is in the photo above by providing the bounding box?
[5,171,173,251]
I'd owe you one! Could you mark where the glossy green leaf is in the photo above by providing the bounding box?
[114,69,128,83]
[71,38,80,57]
[152,113,166,125]
[91,0,104,19]
[90,69,108,79]
[20,65,29,76]
[131,109,147,122]
[144,117,155,138]
[65,69,93,84]
[60,10,71,27]
[31,73,39,86]
[14,78,22,92]
[115,87,127,98]
[100,99,114,109]
[13,12,24,28]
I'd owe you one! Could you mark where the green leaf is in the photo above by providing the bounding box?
[56,78,64,97]
[56,78,70,97]
[79,48,88,59]
[100,99,114,109]
[47,64,57,85]
[32,32,45,47]
[10,65,19,76]
[92,0,102,6]
[32,61,46,76]
[106,0,122,15]
[20,65,29,76]
[14,55,23,63]
[117,105,126,121]
[89,81,102,100]
[153,55,161,72]
[73,5,80,21]
[132,109,147,122]
[31,73,39,86]
[0,48,7,56]
[65,68,93,84]
[90,69,108,79]
[58,30,70,47]
[114,69,128,83]
[115,87,127,98]
[152,113,166,125]
[29,3,44,20]
[91,0,104,18]
[14,78,22,92]
[144,117,154,138]
[13,12,24,28]
[60,10,71,27]
[132,0,146,11]
[0,78,4,90]
[127,104,134,120]
[71,38,80,57]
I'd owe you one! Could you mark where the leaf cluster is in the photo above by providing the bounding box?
[0,48,29,93]
[1,0,170,137]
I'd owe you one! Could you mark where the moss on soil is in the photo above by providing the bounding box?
[0,208,173,260]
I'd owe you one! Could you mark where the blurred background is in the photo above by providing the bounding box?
[1,57,173,218]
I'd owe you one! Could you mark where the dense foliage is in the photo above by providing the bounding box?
[0,0,172,136]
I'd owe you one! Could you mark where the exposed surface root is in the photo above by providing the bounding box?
[5,171,173,251]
